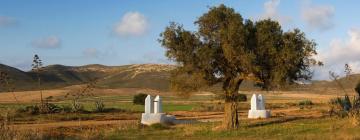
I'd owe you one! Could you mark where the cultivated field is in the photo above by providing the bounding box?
[0,86,358,139]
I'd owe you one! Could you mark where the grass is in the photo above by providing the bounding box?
[105,117,360,140]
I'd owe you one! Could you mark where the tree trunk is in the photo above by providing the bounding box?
[223,99,239,129]
[222,78,243,129]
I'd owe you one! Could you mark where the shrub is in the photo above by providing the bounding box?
[298,99,313,109]
[17,103,64,115]
[94,99,105,112]
[16,105,40,115]
[237,94,247,102]
[60,105,72,113]
[133,93,147,105]
[71,100,84,112]
[46,103,62,113]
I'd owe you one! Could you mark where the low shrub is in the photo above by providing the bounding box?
[237,94,247,102]
[71,100,84,113]
[133,93,147,105]
[17,103,69,115]
[298,99,314,109]
[94,99,105,112]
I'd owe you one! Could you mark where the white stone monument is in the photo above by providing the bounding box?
[248,94,271,119]
[141,95,176,125]
[154,95,162,114]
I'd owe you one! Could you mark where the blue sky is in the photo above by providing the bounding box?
[1,0,360,80]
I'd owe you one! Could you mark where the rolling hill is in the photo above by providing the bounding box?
[0,63,176,92]
[1,63,360,93]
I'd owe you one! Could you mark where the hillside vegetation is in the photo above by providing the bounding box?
[1,63,360,93]
[0,63,175,92]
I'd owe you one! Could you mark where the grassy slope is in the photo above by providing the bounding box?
[0,64,174,92]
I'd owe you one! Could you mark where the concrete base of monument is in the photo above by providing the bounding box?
[141,113,176,125]
[248,110,271,119]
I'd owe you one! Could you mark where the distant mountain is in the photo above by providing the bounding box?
[311,74,360,89]
[0,63,176,92]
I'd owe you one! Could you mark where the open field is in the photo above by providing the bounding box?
[0,86,358,139]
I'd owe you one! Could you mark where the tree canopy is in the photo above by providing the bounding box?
[159,4,320,129]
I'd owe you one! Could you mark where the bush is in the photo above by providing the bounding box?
[70,99,84,113]
[133,93,147,105]
[298,99,313,109]
[237,94,247,102]
[17,103,64,115]
[60,105,72,113]
[17,105,40,115]
[94,99,105,112]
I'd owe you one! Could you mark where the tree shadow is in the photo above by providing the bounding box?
[246,116,305,128]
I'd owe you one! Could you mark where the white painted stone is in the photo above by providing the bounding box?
[144,95,154,114]
[154,95,162,114]
[141,95,176,125]
[250,94,258,110]
[258,94,265,110]
[248,94,271,119]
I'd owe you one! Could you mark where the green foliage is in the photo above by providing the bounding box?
[17,103,64,115]
[298,100,313,109]
[94,99,105,112]
[159,4,319,128]
[159,4,319,94]
[237,94,247,102]
[133,93,147,105]
[71,100,84,112]
[329,95,355,118]
[298,100,314,106]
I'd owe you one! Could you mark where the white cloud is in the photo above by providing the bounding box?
[83,48,100,58]
[301,2,335,31]
[0,16,17,28]
[259,0,292,25]
[314,28,360,80]
[31,36,61,49]
[113,12,148,37]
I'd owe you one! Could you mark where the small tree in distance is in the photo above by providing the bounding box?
[31,54,45,110]
[159,4,320,129]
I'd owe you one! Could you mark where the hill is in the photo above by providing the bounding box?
[0,63,176,92]
[2,63,360,93]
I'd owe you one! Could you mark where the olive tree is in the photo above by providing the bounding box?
[159,4,319,129]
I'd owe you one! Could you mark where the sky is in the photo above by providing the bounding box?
[0,0,360,80]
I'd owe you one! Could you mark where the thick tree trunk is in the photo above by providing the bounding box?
[222,78,243,129]
[223,99,239,129]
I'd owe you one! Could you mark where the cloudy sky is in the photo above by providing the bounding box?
[0,0,359,80]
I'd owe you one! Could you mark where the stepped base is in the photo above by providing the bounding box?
[248,110,271,119]
[141,113,176,125]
